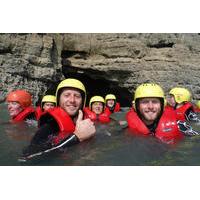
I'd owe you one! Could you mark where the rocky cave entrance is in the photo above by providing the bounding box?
[61,65,132,107]
[61,51,133,107]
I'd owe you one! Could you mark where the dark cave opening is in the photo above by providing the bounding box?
[37,50,133,107]
[61,50,133,107]
[61,64,133,107]
[147,41,175,48]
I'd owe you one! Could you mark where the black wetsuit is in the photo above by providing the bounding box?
[25,112,37,121]
[185,109,200,123]
[22,117,79,158]
[177,120,199,136]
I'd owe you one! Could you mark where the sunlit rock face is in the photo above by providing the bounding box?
[0,33,200,106]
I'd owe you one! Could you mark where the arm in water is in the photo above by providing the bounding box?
[185,109,200,123]
[109,112,128,129]
[20,110,95,160]
[177,120,200,136]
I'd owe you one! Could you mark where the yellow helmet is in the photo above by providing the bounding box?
[134,83,165,101]
[195,100,200,109]
[89,96,105,109]
[169,87,191,103]
[56,78,86,107]
[105,94,116,101]
[41,95,56,107]
[134,83,165,112]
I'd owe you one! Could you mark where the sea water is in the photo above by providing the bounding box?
[0,103,200,166]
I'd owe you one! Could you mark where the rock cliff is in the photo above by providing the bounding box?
[0,33,200,106]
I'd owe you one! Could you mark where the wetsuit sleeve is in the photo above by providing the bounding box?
[33,115,80,146]
[25,112,37,121]
[185,109,200,123]
[55,134,80,147]
[177,120,200,136]
[30,122,59,145]
[22,119,80,158]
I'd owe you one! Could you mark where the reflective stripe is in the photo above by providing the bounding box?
[19,135,77,161]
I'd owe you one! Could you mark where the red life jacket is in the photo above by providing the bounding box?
[175,102,194,121]
[194,107,200,113]
[114,102,121,112]
[98,112,110,123]
[126,107,183,144]
[40,107,75,145]
[104,102,121,115]
[12,106,35,122]
[129,107,136,112]
[84,107,110,123]
[35,106,44,121]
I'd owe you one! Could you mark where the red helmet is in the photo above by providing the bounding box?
[6,90,32,108]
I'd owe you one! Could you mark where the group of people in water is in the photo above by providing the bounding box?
[4,78,200,159]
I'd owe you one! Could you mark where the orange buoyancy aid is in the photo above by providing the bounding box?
[12,106,36,122]
[126,107,183,144]
[84,107,110,123]
[35,106,44,121]
[39,107,75,145]
[175,102,194,121]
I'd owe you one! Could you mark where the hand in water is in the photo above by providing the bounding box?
[74,110,96,142]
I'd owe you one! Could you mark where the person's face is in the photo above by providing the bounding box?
[138,97,162,125]
[59,88,82,117]
[91,102,104,115]
[7,101,23,118]
[43,102,55,111]
[106,99,115,108]
[167,94,176,107]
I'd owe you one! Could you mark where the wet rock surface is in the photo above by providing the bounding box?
[0,33,200,105]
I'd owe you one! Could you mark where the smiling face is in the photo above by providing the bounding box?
[137,97,162,125]
[59,88,83,117]
[43,102,55,111]
[106,99,115,108]
[91,102,104,115]
[7,101,23,118]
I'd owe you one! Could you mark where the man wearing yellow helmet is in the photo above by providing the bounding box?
[84,96,110,123]
[167,87,200,122]
[126,83,199,144]
[35,95,56,120]
[104,94,121,116]
[21,78,95,160]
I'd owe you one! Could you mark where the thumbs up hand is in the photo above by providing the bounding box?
[74,110,96,142]
[76,109,84,124]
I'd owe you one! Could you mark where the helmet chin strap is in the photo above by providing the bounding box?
[175,102,184,109]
